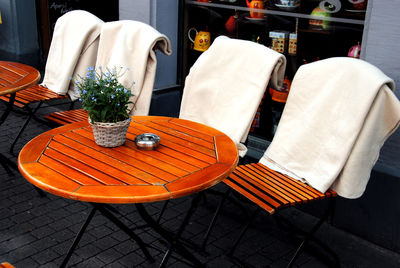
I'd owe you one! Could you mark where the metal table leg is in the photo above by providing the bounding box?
[60,203,154,268]
[136,193,205,268]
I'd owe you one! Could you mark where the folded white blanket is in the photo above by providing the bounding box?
[95,20,172,115]
[179,36,286,157]
[260,57,400,198]
[41,10,103,100]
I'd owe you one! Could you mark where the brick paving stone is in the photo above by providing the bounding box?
[4,233,37,252]
[30,214,54,228]
[29,236,59,252]
[95,236,120,251]
[51,217,77,231]
[117,251,147,267]
[14,257,39,267]
[52,228,77,243]
[95,247,124,265]
[113,240,137,255]
[75,244,103,259]
[52,239,73,256]
[8,243,39,260]
[31,248,60,265]
[30,225,56,239]
[72,257,106,268]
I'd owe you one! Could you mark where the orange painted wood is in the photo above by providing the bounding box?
[18,116,239,203]
[44,108,89,125]
[0,61,40,96]
[0,263,15,268]
[0,61,70,108]
[223,163,337,215]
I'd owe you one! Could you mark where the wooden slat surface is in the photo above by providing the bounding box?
[0,263,15,268]
[44,109,89,125]
[0,61,40,96]
[223,163,337,215]
[18,116,239,204]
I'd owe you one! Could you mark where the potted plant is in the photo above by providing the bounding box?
[75,66,134,147]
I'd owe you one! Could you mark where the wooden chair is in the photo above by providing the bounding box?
[0,85,71,154]
[155,36,286,230]
[44,108,88,125]
[44,21,172,126]
[202,57,400,267]
[220,163,338,266]
[1,10,102,154]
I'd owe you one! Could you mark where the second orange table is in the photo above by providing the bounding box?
[0,61,40,171]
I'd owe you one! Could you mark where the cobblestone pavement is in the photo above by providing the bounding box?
[1,101,400,267]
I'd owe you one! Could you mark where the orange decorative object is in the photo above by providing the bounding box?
[18,116,239,204]
[269,76,291,103]
[246,0,265,19]
[188,28,211,52]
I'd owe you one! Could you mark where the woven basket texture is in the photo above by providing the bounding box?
[89,117,132,147]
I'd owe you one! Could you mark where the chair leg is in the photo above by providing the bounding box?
[0,93,15,125]
[286,198,339,268]
[10,101,43,155]
[200,188,231,250]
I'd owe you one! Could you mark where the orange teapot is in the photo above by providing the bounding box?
[246,0,264,19]
[188,28,211,52]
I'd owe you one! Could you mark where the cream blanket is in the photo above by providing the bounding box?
[95,20,172,115]
[179,36,286,157]
[260,57,400,199]
[41,10,103,100]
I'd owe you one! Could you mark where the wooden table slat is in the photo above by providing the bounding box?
[20,162,81,197]
[156,120,215,143]
[127,130,217,164]
[139,120,215,149]
[0,61,40,95]
[43,146,129,185]
[39,154,103,186]
[131,123,216,157]
[58,132,186,182]
[59,131,172,184]
[166,163,235,199]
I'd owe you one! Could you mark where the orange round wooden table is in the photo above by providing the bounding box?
[18,115,239,267]
[0,61,40,171]
[0,61,40,96]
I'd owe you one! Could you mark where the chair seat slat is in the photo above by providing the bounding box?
[223,174,277,214]
[225,163,336,214]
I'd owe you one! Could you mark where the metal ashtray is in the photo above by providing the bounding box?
[134,133,160,150]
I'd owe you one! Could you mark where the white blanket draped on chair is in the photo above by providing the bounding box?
[41,10,103,100]
[179,36,286,157]
[95,20,172,115]
[260,57,400,198]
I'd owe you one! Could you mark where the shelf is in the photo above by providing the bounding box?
[185,0,365,25]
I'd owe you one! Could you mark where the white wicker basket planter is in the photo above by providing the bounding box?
[89,117,132,147]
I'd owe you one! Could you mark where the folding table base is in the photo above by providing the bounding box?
[60,203,154,268]
[136,192,206,268]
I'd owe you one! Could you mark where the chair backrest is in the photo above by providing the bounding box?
[95,20,172,116]
[179,36,286,157]
[260,57,400,198]
[41,10,103,99]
